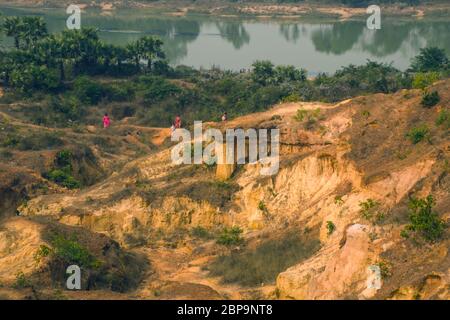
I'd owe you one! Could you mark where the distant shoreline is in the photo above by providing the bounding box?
[0,1,449,20]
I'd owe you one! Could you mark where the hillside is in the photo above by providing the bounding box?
[0,78,448,300]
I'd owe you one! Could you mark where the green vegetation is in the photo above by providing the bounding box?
[45,150,80,189]
[334,195,344,206]
[208,232,321,286]
[217,226,244,246]
[1,15,448,130]
[359,199,385,223]
[13,271,32,289]
[191,226,212,239]
[421,91,440,108]
[258,201,271,219]
[406,124,429,144]
[436,109,450,129]
[376,260,393,279]
[34,244,52,264]
[294,107,324,130]
[401,195,446,243]
[326,221,336,236]
[1,131,63,150]
[412,72,440,90]
[48,233,100,268]
[410,47,449,73]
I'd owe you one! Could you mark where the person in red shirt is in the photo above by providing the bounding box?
[174,115,181,129]
[103,113,111,128]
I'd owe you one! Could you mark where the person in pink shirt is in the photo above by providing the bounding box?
[174,115,181,129]
[103,113,111,128]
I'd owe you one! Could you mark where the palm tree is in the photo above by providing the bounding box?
[3,16,22,49]
[20,17,48,49]
[137,36,166,71]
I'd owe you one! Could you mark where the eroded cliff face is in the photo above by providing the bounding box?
[2,80,449,300]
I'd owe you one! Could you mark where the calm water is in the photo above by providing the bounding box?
[1,6,449,75]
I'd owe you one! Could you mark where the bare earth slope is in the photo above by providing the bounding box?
[0,79,449,299]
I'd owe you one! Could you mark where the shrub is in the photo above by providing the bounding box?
[359,199,385,223]
[217,227,244,246]
[334,195,344,206]
[406,125,429,144]
[14,271,32,289]
[191,226,212,239]
[104,83,135,102]
[410,47,449,72]
[45,96,85,125]
[294,108,324,130]
[326,221,336,236]
[208,232,321,286]
[10,64,59,93]
[421,91,440,108]
[141,76,181,104]
[50,233,99,268]
[73,76,106,105]
[34,244,52,264]
[46,169,80,189]
[402,195,446,242]
[55,150,72,167]
[376,260,392,278]
[412,72,440,90]
[16,132,63,151]
[436,109,449,129]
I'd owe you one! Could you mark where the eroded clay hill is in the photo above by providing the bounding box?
[1,80,449,300]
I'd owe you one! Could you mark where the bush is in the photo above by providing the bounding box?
[10,64,59,93]
[73,76,106,105]
[13,271,32,289]
[326,221,336,236]
[47,96,85,124]
[421,91,440,108]
[13,132,64,151]
[436,109,449,129]
[191,226,212,239]
[208,232,321,286]
[50,233,99,268]
[406,125,429,144]
[412,72,440,90]
[140,76,181,104]
[410,47,449,72]
[104,83,135,102]
[217,227,244,246]
[402,195,446,242]
[46,169,80,189]
[359,199,385,223]
[55,150,72,167]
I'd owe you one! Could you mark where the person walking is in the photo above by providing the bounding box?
[103,113,111,128]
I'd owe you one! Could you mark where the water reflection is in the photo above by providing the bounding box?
[311,21,365,55]
[0,6,449,72]
[215,21,250,49]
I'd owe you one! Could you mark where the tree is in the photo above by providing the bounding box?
[3,16,22,49]
[33,35,66,81]
[127,36,166,72]
[19,17,48,49]
[137,36,166,71]
[251,60,275,85]
[410,47,449,72]
[60,28,101,75]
